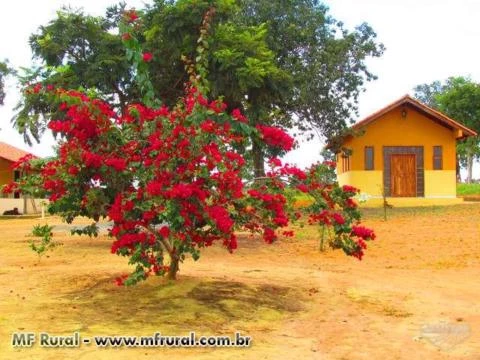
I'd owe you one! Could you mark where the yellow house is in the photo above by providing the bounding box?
[0,141,36,199]
[335,95,477,198]
[0,141,46,215]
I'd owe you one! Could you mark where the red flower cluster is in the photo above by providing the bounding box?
[125,10,138,23]
[231,108,248,123]
[208,206,234,233]
[43,179,66,201]
[146,181,163,196]
[352,249,365,261]
[158,226,170,239]
[208,99,227,113]
[332,213,345,225]
[351,225,376,240]
[268,157,282,168]
[142,52,153,62]
[263,227,276,243]
[280,164,307,180]
[296,184,309,193]
[323,160,336,168]
[342,185,359,194]
[256,125,294,151]
[200,119,216,133]
[142,210,156,222]
[115,274,129,286]
[48,119,69,132]
[345,198,358,209]
[41,161,58,176]
[228,234,238,250]
[108,195,125,222]
[82,152,103,168]
[33,83,42,93]
[308,210,331,225]
[105,157,127,172]
[12,154,35,171]
[169,183,207,200]
[111,232,148,253]
[68,166,79,175]
[1,182,17,195]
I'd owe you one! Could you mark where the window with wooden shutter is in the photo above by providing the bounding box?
[365,146,374,170]
[433,146,442,170]
[341,154,350,172]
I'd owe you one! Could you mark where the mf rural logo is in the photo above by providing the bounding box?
[419,322,471,350]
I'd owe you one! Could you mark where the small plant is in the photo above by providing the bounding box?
[318,224,335,252]
[380,184,393,221]
[31,224,53,237]
[29,224,61,259]
[355,192,371,204]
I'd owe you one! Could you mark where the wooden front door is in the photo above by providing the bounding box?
[390,154,416,197]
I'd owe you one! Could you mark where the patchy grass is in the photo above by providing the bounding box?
[359,204,452,220]
[345,288,413,318]
[457,182,480,196]
[47,277,304,335]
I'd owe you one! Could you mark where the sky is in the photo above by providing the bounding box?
[0,0,479,178]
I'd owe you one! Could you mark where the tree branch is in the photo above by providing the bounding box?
[140,224,175,255]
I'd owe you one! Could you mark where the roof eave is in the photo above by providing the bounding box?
[351,94,478,139]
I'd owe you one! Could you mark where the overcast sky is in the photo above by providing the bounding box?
[1,0,479,178]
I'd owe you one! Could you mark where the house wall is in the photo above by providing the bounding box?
[424,170,456,197]
[338,171,383,196]
[336,106,458,197]
[337,172,351,187]
[0,158,13,188]
[337,170,456,198]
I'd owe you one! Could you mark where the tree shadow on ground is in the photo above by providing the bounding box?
[37,275,305,335]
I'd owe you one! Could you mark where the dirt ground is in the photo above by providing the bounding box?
[0,203,479,360]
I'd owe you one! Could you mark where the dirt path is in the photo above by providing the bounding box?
[1,204,479,359]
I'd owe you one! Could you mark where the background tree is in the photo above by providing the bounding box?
[3,10,375,283]
[412,80,443,108]
[13,7,135,144]
[414,77,480,183]
[13,0,384,174]
[0,60,14,106]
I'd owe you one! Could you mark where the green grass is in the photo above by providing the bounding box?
[360,205,447,220]
[359,203,480,220]
[457,183,480,196]
[0,214,46,220]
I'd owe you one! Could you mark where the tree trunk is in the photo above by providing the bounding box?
[456,157,461,182]
[23,196,27,215]
[167,253,180,280]
[252,141,265,178]
[466,154,473,184]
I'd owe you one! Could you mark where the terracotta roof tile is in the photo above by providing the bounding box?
[0,142,38,163]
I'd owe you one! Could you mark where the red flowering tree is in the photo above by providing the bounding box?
[4,9,375,285]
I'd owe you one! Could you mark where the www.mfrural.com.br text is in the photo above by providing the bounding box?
[11,331,252,348]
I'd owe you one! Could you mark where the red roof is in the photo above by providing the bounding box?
[353,95,477,138]
[0,142,37,163]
